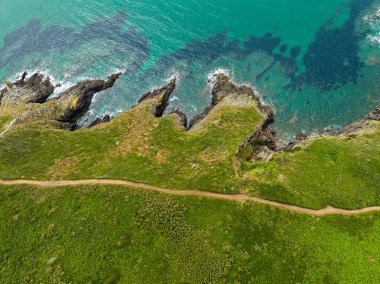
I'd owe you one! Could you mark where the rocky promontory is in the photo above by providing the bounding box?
[0,72,54,105]
[138,78,176,117]
[189,73,283,162]
[189,74,267,129]
[0,71,120,133]
[58,73,121,124]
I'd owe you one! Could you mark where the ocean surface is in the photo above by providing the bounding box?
[0,0,379,138]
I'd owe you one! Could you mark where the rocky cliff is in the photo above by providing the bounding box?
[1,70,378,165]
[0,72,120,133]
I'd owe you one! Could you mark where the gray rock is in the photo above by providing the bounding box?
[58,72,121,124]
[170,108,188,128]
[189,74,257,129]
[138,78,176,117]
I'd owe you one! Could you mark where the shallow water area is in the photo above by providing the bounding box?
[0,0,379,138]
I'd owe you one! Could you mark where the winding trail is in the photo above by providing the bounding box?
[1,179,380,216]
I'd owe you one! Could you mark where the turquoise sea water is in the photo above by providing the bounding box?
[0,0,379,137]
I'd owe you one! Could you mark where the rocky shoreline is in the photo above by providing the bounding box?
[0,71,120,132]
[1,70,379,162]
[333,108,380,135]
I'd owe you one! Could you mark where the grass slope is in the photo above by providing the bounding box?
[1,93,380,209]
[0,96,263,194]
[243,122,380,209]
[0,116,10,133]
[1,184,379,283]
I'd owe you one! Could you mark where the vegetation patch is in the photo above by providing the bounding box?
[244,123,380,209]
[0,184,379,283]
[0,97,263,193]
[0,116,11,132]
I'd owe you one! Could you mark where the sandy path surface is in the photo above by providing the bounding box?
[1,179,379,216]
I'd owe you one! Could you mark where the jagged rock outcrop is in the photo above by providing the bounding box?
[169,108,188,128]
[188,106,213,129]
[0,72,121,133]
[239,105,380,162]
[87,78,177,128]
[0,86,7,103]
[189,74,257,128]
[4,67,377,163]
[211,74,255,105]
[138,79,176,117]
[368,108,380,121]
[187,73,282,162]
[286,131,308,148]
[235,108,288,162]
[14,72,55,103]
[1,72,55,105]
[1,72,178,133]
[58,73,120,124]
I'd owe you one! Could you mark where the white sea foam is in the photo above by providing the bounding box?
[10,70,28,82]
[364,6,380,46]
[166,71,180,83]
[369,34,380,44]
[88,91,102,106]
[111,68,127,75]
[363,7,380,22]
[51,81,76,97]
[207,68,231,85]
[254,89,269,106]
[170,95,180,102]
[145,72,179,95]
